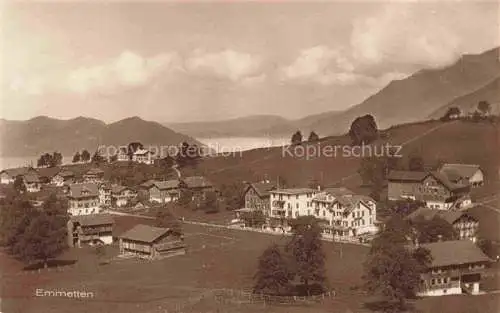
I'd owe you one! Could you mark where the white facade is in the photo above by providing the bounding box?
[269,188,318,219]
[0,173,13,184]
[132,149,154,165]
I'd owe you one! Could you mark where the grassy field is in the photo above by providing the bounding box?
[2,215,499,313]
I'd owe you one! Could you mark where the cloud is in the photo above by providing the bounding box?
[66,51,180,94]
[185,49,263,82]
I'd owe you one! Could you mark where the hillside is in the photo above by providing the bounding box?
[0,116,201,157]
[294,47,500,136]
[166,115,298,138]
[185,120,500,197]
[429,77,500,119]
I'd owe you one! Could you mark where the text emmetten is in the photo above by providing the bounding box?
[35,288,95,298]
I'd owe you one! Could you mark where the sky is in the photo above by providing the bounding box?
[1,1,499,123]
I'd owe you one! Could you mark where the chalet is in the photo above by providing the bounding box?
[36,167,61,184]
[312,188,378,238]
[149,180,180,203]
[137,179,158,200]
[407,208,479,243]
[243,181,276,216]
[415,240,491,296]
[439,164,484,187]
[98,183,112,207]
[67,183,100,216]
[0,167,37,184]
[67,214,114,247]
[182,176,214,195]
[51,170,75,186]
[118,224,186,259]
[83,168,105,183]
[387,170,471,210]
[23,174,41,193]
[132,149,154,165]
[111,185,137,207]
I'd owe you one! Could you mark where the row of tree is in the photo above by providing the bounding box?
[290,131,320,145]
[37,152,63,168]
[441,100,493,121]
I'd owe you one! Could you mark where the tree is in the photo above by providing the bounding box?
[253,244,291,295]
[411,215,457,244]
[127,142,144,160]
[291,131,303,145]
[440,107,461,121]
[177,189,194,209]
[13,212,68,268]
[201,191,219,213]
[477,238,496,259]
[349,114,378,146]
[72,152,81,163]
[308,131,319,142]
[37,153,52,168]
[81,150,91,163]
[286,216,327,295]
[478,100,491,116]
[219,182,245,211]
[408,154,424,172]
[91,150,106,165]
[358,156,387,201]
[364,216,432,312]
[13,175,26,194]
[176,142,200,168]
[155,204,183,236]
[51,152,63,167]
[0,195,34,247]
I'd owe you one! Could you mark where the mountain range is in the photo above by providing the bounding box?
[165,47,500,138]
[0,116,201,157]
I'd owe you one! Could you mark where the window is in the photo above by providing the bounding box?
[323,211,326,217]
[296,195,299,199]
[307,210,311,216]
[295,211,299,217]
[296,203,299,209]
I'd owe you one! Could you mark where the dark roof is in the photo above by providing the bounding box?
[119,224,170,243]
[407,207,476,225]
[111,185,135,194]
[70,214,114,226]
[36,167,61,179]
[68,183,99,198]
[23,173,41,183]
[439,164,482,179]
[419,240,491,268]
[58,170,75,178]
[387,170,429,182]
[183,176,213,189]
[0,167,36,178]
[247,181,276,197]
[430,171,469,191]
[153,180,179,190]
[271,188,316,195]
[85,167,104,175]
[140,179,158,189]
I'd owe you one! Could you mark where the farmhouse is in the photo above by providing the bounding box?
[137,179,157,200]
[407,207,479,242]
[415,240,491,296]
[387,170,471,210]
[117,147,130,162]
[83,168,105,183]
[67,214,114,247]
[118,224,186,259]
[67,183,100,215]
[23,173,41,192]
[111,185,137,207]
[149,180,180,203]
[36,167,61,184]
[0,167,37,184]
[182,176,214,199]
[51,170,75,186]
[132,148,155,164]
[312,188,378,238]
[439,164,484,187]
[243,181,276,216]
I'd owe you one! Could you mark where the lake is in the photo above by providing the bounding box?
[0,137,289,169]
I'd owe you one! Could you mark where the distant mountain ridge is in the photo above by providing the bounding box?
[166,47,500,138]
[0,116,202,157]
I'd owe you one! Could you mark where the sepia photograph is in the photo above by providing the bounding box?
[0,1,499,312]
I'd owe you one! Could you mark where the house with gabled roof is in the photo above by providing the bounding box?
[111,185,137,207]
[387,170,471,210]
[51,170,75,187]
[67,183,100,216]
[132,148,155,165]
[413,240,491,296]
[0,167,37,184]
[67,214,114,247]
[312,187,378,238]
[149,180,181,203]
[243,181,276,216]
[439,163,484,187]
[406,207,479,243]
[269,187,318,222]
[23,173,41,193]
[36,167,61,184]
[118,224,186,259]
[83,167,105,183]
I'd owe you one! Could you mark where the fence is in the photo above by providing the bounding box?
[211,288,336,305]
